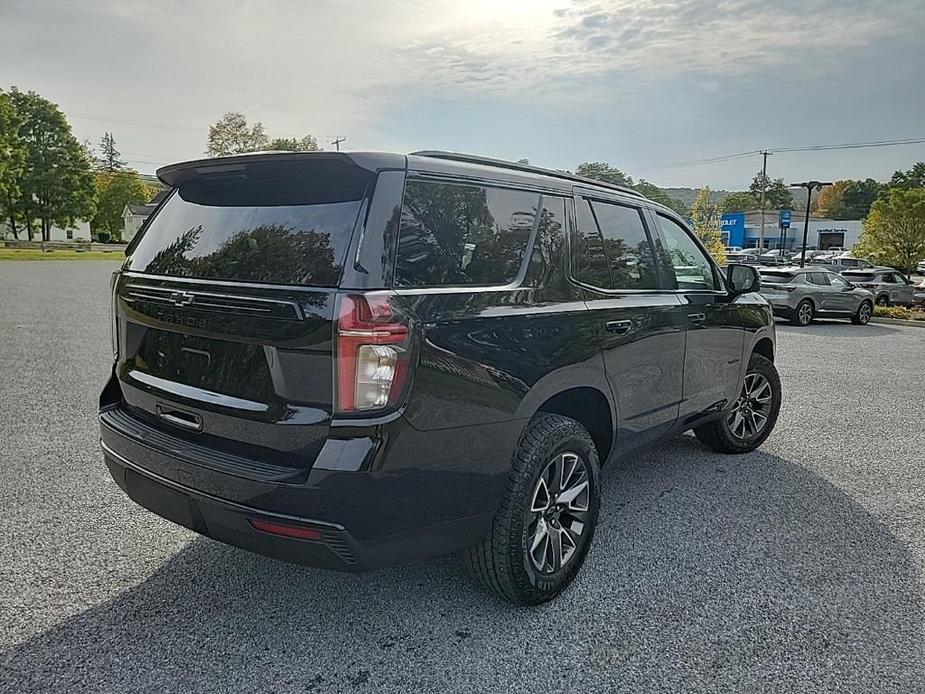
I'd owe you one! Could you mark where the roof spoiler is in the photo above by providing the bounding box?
[156,151,401,187]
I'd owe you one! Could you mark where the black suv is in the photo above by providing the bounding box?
[100,151,780,604]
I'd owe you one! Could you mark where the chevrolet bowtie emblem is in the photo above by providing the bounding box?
[169,290,194,307]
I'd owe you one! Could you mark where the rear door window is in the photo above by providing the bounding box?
[128,168,365,286]
[394,180,538,287]
[810,272,832,285]
[589,200,659,290]
[573,198,612,289]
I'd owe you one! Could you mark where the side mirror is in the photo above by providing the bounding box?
[727,264,761,296]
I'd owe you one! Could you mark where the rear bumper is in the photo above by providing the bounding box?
[103,443,364,570]
[100,404,522,571]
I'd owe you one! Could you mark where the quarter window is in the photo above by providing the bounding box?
[655,214,719,291]
[394,180,538,287]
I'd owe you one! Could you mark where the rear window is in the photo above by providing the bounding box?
[843,272,876,282]
[128,161,366,286]
[394,180,538,287]
[760,273,794,284]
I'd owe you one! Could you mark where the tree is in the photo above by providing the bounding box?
[840,179,885,219]
[206,112,268,157]
[0,89,26,239]
[721,191,758,213]
[92,170,153,239]
[889,162,925,190]
[855,189,925,273]
[814,180,848,217]
[749,172,793,209]
[98,132,125,171]
[5,88,96,241]
[690,187,726,264]
[266,135,321,152]
[815,179,885,219]
[575,162,632,187]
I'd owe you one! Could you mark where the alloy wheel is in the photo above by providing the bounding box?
[525,452,590,574]
[797,302,812,325]
[726,372,773,441]
[859,302,872,324]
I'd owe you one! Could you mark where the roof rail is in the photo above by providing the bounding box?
[410,150,645,199]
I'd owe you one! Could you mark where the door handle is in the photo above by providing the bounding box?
[604,319,633,334]
[688,312,707,325]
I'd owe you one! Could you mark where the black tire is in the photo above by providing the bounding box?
[465,413,601,605]
[693,353,782,454]
[790,299,814,326]
[851,300,873,325]
[876,294,890,307]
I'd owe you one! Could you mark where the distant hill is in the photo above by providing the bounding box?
[663,187,736,209]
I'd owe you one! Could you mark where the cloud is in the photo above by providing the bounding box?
[397,0,925,97]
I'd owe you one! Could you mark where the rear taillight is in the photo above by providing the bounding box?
[859,283,877,288]
[335,292,413,413]
[109,271,119,361]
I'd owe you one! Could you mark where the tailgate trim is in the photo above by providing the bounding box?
[129,370,268,412]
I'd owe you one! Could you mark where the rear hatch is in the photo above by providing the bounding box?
[112,154,376,473]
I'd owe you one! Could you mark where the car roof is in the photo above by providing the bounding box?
[156,150,668,212]
[759,265,831,273]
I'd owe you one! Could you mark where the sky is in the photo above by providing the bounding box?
[2,0,924,190]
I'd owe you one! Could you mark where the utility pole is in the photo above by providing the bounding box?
[758,150,772,251]
[790,181,832,267]
[331,136,346,151]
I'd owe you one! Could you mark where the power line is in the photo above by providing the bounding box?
[641,136,925,172]
[776,137,925,153]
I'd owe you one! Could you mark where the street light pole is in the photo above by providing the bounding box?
[758,150,772,251]
[789,181,833,268]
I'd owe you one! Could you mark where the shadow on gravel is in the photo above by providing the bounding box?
[3,437,924,693]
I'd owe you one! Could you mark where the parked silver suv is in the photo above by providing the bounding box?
[759,266,874,326]
[841,268,915,306]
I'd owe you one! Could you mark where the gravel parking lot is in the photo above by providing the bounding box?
[2,261,924,693]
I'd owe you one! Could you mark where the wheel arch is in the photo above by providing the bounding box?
[533,387,614,467]
[752,336,774,362]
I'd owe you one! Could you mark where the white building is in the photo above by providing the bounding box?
[122,203,158,243]
[741,210,863,251]
[122,189,169,243]
[1,220,91,242]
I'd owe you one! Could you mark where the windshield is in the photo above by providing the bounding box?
[760,273,793,284]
